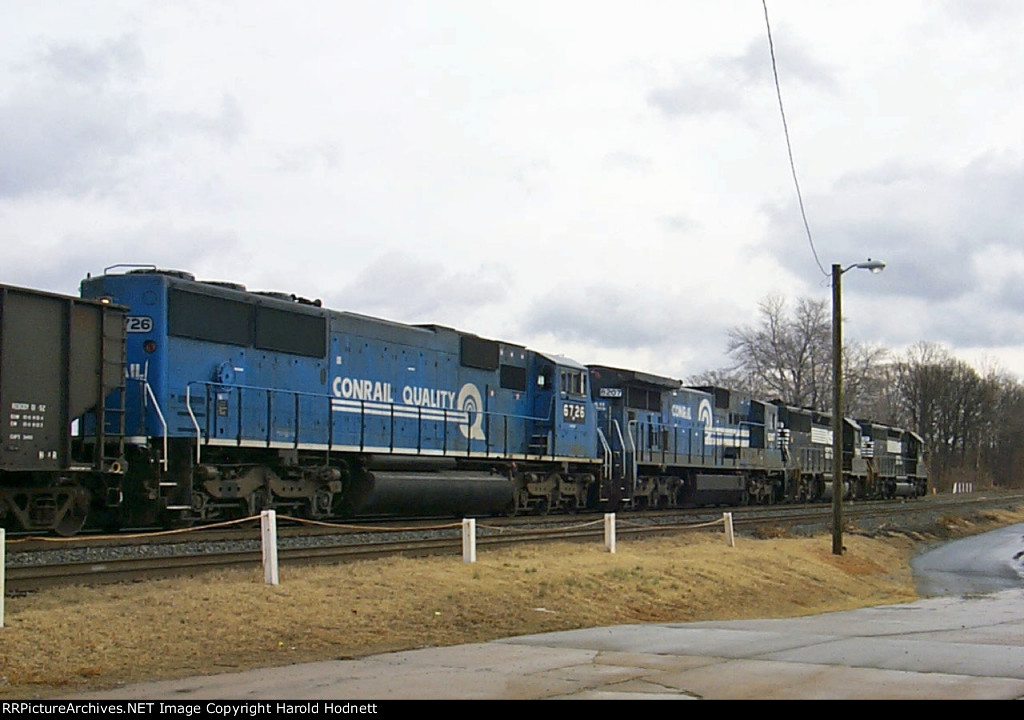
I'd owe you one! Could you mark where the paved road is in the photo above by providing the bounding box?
[70,588,1024,700]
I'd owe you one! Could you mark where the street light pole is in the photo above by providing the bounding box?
[831,259,885,556]
[831,264,844,555]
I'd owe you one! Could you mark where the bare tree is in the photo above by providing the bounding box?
[724,295,830,407]
[989,374,1024,487]
[698,303,1024,489]
[893,342,1016,488]
[843,342,894,421]
[686,367,753,394]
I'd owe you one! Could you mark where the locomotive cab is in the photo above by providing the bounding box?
[511,355,598,514]
[588,365,683,508]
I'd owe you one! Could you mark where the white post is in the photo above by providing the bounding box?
[604,513,616,554]
[724,512,735,547]
[1,528,5,628]
[260,510,279,586]
[462,518,476,563]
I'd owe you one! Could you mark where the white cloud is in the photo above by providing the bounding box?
[3,1,1024,381]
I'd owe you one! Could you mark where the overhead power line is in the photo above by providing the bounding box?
[762,0,828,278]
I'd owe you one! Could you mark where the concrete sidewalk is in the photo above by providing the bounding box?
[71,587,1024,700]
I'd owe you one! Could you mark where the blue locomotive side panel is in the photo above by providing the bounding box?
[81,270,174,440]
[689,385,752,455]
[326,318,468,456]
[662,386,714,460]
[588,366,717,467]
[326,320,536,458]
[80,269,596,464]
[692,387,783,457]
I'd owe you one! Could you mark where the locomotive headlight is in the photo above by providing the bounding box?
[143,340,157,353]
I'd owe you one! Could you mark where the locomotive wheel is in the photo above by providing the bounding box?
[312,489,333,518]
[249,489,271,516]
[54,498,89,537]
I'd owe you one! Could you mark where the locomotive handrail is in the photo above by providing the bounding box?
[626,420,638,494]
[185,385,202,463]
[545,395,557,459]
[186,380,554,423]
[596,427,612,483]
[183,379,569,462]
[735,421,758,440]
[496,408,554,423]
[611,420,631,492]
[103,263,158,275]
[142,381,169,471]
[634,418,675,465]
[611,415,783,475]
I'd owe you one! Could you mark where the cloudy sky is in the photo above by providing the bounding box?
[3,1,1024,381]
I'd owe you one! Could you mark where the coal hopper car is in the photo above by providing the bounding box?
[0,284,128,535]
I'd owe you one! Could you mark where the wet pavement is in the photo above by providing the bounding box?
[912,522,1024,596]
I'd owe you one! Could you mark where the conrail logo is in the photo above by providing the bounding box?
[455,383,485,440]
[331,376,485,440]
[698,398,714,427]
[670,404,692,420]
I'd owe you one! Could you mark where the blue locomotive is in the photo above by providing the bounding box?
[587,370,802,509]
[78,266,605,523]
[0,265,927,534]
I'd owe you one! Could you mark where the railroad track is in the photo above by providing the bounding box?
[5,492,1023,593]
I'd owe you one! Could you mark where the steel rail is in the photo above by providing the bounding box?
[6,493,1023,593]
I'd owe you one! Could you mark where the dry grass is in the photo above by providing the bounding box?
[3,507,1024,698]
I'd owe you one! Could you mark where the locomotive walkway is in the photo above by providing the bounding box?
[69,586,1024,700]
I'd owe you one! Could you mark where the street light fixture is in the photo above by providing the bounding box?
[832,259,885,555]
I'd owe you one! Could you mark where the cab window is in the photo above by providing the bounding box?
[560,368,586,396]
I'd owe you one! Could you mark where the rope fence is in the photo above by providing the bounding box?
[256,511,739,581]
[0,511,738,603]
